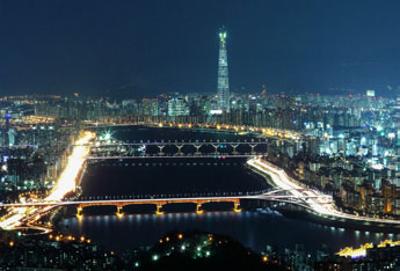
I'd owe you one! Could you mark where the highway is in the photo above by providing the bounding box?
[247,157,400,225]
[0,131,95,230]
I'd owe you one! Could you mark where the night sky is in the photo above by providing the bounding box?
[1,0,400,97]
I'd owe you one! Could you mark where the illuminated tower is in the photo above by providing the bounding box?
[217,27,230,112]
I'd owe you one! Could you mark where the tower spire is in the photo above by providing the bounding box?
[217,26,230,113]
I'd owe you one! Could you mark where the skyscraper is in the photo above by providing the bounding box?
[2,112,11,147]
[217,27,230,113]
[393,95,400,147]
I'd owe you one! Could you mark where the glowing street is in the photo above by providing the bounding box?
[0,131,95,230]
[247,158,400,226]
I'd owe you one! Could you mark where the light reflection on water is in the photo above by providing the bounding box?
[59,210,400,253]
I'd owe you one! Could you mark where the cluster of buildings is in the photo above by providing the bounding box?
[0,231,123,270]
[0,97,79,200]
[253,91,400,218]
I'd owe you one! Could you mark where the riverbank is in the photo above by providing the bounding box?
[247,158,400,230]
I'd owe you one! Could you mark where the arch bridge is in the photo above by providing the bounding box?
[88,139,269,158]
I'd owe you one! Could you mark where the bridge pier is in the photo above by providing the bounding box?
[232,144,239,155]
[116,206,124,218]
[194,144,202,155]
[157,146,165,156]
[156,204,164,215]
[233,201,241,213]
[249,144,256,154]
[76,206,83,218]
[176,145,183,155]
[196,203,204,215]
[211,144,218,154]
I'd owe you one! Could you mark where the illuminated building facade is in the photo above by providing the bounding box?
[167,97,189,117]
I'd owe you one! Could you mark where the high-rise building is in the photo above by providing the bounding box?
[167,97,189,117]
[217,27,230,113]
[141,98,160,116]
[7,128,16,147]
[393,95,400,147]
[2,112,11,147]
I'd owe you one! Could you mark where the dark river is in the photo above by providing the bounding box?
[58,126,400,253]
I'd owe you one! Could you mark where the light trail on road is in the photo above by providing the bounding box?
[0,131,95,230]
[247,157,400,225]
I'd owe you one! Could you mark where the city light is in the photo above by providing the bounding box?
[337,239,400,258]
[45,132,95,201]
[0,131,95,230]
[4,1,400,269]
[247,158,400,225]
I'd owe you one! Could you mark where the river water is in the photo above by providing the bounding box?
[58,126,400,253]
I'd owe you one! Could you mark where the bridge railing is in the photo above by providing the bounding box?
[74,189,272,202]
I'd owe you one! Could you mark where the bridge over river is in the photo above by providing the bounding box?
[0,188,332,219]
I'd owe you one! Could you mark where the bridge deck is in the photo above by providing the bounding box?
[0,192,332,208]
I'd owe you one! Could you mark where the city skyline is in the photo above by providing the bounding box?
[2,1,400,97]
[3,2,400,270]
